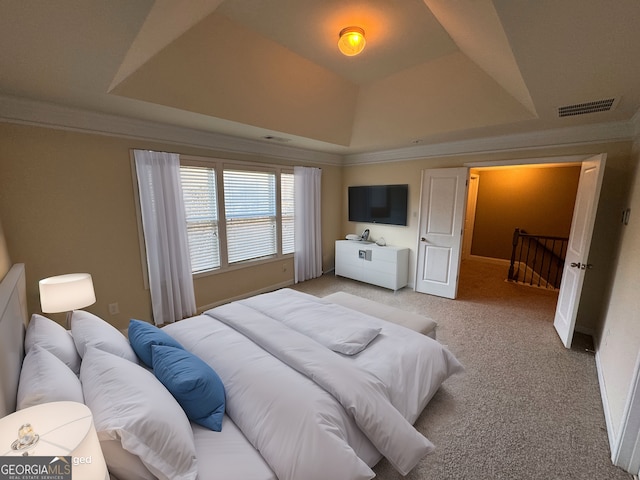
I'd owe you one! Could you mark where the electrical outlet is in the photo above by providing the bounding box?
[108,303,119,315]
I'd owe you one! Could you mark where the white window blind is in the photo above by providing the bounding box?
[180,166,220,273]
[281,172,294,255]
[224,170,277,263]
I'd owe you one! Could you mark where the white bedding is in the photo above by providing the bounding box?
[209,300,434,475]
[163,288,462,480]
[164,315,377,480]
[103,415,276,480]
[193,416,276,480]
[240,288,463,422]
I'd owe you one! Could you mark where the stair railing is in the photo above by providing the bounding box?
[507,228,569,289]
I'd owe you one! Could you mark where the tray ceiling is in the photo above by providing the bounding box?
[1,0,640,154]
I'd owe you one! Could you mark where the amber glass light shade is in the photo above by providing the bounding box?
[338,26,366,56]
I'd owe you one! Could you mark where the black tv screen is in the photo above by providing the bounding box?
[348,184,408,226]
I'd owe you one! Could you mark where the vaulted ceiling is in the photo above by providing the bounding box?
[1,0,640,156]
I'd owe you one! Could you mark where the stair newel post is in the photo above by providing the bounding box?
[508,228,520,281]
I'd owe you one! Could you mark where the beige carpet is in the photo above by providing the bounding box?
[292,258,632,480]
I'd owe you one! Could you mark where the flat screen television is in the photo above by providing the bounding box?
[348,184,408,226]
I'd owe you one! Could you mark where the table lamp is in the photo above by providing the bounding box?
[39,273,96,328]
[0,401,109,480]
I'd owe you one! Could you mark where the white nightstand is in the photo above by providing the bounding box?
[0,401,108,480]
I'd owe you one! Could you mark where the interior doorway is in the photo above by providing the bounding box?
[462,162,582,272]
[458,155,605,346]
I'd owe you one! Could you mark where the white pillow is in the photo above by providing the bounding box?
[80,347,198,480]
[25,314,81,374]
[71,310,138,363]
[17,344,84,409]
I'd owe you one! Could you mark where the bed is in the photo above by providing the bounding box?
[0,263,463,480]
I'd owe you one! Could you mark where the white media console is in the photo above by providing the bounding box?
[334,240,409,291]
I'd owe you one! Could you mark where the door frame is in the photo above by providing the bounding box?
[462,173,479,260]
[436,154,593,302]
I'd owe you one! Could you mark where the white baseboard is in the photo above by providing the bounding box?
[595,349,618,459]
[612,352,640,474]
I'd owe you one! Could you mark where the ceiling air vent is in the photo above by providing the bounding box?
[558,98,617,118]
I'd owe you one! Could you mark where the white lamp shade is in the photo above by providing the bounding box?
[0,401,109,480]
[39,273,96,313]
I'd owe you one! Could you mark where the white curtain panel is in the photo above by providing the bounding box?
[294,166,322,283]
[134,150,196,325]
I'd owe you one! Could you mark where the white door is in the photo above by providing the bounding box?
[554,154,606,348]
[415,167,468,299]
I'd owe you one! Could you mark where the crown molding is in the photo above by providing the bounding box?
[0,94,343,166]
[344,121,635,165]
[2,94,637,167]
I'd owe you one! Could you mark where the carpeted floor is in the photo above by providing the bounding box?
[291,258,632,480]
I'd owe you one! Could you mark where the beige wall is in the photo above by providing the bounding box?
[342,142,633,334]
[596,139,640,440]
[3,119,639,455]
[0,218,10,281]
[472,165,581,260]
[0,123,341,329]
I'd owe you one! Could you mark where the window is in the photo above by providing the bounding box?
[180,166,220,273]
[224,169,277,264]
[281,172,294,255]
[179,159,293,274]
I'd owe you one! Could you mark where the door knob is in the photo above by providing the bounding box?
[570,262,593,270]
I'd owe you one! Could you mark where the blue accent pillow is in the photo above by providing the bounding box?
[151,345,226,431]
[128,319,184,368]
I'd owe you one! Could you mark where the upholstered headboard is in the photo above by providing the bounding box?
[0,264,28,417]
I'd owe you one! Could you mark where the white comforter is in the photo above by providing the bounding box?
[210,301,434,475]
[164,289,462,480]
[164,315,378,480]
[240,289,463,422]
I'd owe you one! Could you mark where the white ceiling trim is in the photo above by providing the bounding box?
[1,94,635,168]
[343,121,634,165]
[0,95,342,166]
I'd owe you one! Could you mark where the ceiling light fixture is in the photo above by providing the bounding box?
[338,26,366,57]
